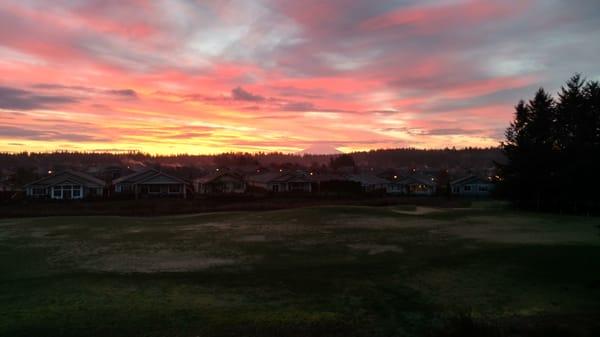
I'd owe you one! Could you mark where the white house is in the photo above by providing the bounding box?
[247,171,313,193]
[194,172,246,194]
[450,175,494,197]
[346,173,392,192]
[113,168,189,198]
[24,170,105,200]
[396,175,437,196]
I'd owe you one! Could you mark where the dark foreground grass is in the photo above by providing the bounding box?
[1,203,599,336]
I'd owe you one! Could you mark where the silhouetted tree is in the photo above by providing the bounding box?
[500,75,600,213]
[329,154,356,171]
[435,169,450,196]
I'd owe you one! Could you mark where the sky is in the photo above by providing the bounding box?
[1,0,599,154]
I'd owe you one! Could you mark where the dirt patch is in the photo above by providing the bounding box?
[348,243,404,255]
[177,222,239,231]
[437,216,600,245]
[0,230,16,241]
[326,216,438,229]
[30,229,51,238]
[236,234,268,242]
[82,251,237,273]
[0,221,19,227]
[55,225,75,230]
[392,206,443,215]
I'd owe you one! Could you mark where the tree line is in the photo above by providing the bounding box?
[499,74,600,213]
[0,148,502,171]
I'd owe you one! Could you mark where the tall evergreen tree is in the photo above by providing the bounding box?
[500,75,600,213]
[580,80,600,208]
[583,80,600,148]
[556,74,585,150]
[500,100,529,201]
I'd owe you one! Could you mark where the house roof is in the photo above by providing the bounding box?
[247,171,311,184]
[247,172,281,184]
[113,168,187,185]
[24,169,105,188]
[346,173,390,186]
[397,175,435,186]
[308,173,348,183]
[113,168,157,184]
[450,175,492,186]
[196,172,244,184]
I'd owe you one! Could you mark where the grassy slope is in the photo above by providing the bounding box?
[1,203,599,337]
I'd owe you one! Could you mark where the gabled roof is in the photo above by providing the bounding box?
[346,173,390,186]
[247,171,311,184]
[247,172,282,184]
[397,175,435,186]
[450,175,493,186]
[113,168,187,185]
[276,173,312,183]
[113,168,159,184]
[308,173,348,183]
[24,169,105,188]
[196,172,244,184]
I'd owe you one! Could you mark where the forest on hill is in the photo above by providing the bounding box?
[0,147,503,172]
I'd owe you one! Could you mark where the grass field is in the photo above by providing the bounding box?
[1,202,599,336]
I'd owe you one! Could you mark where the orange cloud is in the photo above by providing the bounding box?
[0,0,597,154]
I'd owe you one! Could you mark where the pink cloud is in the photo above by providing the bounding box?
[0,0,597,153]
[361,1,530,32]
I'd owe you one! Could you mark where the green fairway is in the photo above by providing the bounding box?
[1,203,599,336]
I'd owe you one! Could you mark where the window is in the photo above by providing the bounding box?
[479,185,488,192]
[72,188,81,197]
[168,184,181,193]
[32,187,45,195]
[149,185,160,193]
[290,182,309,191]
[53,188,62,198]
[464,185,472,191]
[412,184,429,192]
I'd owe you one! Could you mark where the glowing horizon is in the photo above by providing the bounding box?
[1,1,599,154]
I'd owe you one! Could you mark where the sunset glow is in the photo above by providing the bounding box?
[1,0,599,154]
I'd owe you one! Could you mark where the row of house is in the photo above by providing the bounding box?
[23,168,494,200]
[24,169,189,199]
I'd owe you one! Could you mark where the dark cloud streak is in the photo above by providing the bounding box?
[0,86,79,111]
[231,86,265,102]
[0,125,111,142]
[32,83,138,99]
